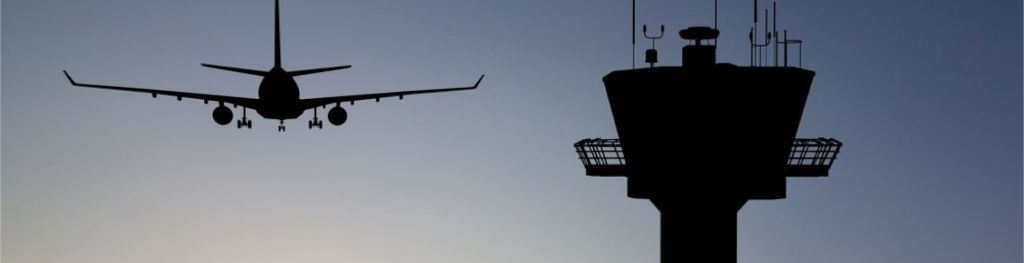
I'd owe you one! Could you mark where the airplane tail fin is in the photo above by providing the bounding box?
[205,0,281,74]
[201,63,268,76]
[288,65,352,77]
[274,0,282,68]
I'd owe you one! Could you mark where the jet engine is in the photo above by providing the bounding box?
[328,106,348,126]
[212,105,233,125]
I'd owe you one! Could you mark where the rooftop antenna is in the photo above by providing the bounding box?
[713,0,718,45]
[782,31,804,67]
[749,0,772,66]
[768,3,806,68]
[750,0,758,65]
[764,8,770,64]
[773,1,778,67]
[643,24,665,68]
[632,0,636,69]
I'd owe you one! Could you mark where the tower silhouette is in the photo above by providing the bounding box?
[574,1,842,263]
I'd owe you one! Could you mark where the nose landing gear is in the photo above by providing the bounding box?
[277,120,287,132]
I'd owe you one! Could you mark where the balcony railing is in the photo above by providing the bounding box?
[573,138,626,176]
[573,137,842,177]
[784,137,843,177]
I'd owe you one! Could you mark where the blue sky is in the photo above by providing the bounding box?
[3,0,1021,263]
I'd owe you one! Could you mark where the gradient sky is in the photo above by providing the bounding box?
[3,0,1021,263]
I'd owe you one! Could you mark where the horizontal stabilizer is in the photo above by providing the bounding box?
[288,65,352,76]
[201,63,268,76]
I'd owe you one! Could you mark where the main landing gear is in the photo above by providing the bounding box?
[308,107,324,129]
[236,108,252,129]
[277,120,287,132]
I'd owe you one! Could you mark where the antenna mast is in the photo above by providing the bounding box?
[773,2,778,66]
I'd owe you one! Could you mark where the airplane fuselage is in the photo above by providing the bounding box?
[257,67,302,120]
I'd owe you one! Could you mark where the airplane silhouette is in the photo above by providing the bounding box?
[64,0,482,132]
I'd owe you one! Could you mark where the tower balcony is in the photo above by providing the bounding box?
[573,137,842,177]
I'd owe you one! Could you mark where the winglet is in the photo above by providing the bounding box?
[63,70,79,86]
[473,74,485,89]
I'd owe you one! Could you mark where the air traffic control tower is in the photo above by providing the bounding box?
[573,2,842,263]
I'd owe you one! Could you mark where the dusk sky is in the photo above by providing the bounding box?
[3,0,1021,263]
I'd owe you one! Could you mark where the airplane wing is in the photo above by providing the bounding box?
[64,71,260,109]
[298,75,483,110]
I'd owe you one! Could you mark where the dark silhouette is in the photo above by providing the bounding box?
[642,24,665,68]
[64,0,483,132]
[574,1,842,263]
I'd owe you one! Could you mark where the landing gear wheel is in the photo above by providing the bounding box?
[237,118,252,129]
[309,108,324,129]
[237,108,252,129]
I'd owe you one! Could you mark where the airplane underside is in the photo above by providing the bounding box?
[214,101,347,132]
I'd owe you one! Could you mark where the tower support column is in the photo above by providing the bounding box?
[658,199,745,263]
